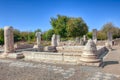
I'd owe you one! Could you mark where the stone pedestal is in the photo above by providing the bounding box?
[80,39,102,66]
[33,45,44,52]
[44,46,56,52]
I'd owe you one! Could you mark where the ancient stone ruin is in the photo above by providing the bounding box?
[1,26,14,57]
[80,39,102,66]
[105,31,113,51]
[0,26,109,67]
[51,34,57,47]
[92,29,97,44]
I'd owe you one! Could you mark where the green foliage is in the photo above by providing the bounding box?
[14,29,21,42]
[42,29,54,41]
[50,14,88,38]
[28,32,35,42]
[50,15,69,37]
[20,31,35,42]
[34,29,41,33]
[0,28,4,45]
[66,18,88,37]
[87,32,92,39]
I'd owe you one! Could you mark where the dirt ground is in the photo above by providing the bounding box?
[0,46,120,80]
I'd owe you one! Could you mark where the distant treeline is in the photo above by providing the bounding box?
[0,15,120,45]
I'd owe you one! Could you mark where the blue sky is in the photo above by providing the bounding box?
[0,0,120,32]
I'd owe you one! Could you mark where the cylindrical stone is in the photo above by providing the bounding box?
[92,29,97,44]
[51,34,57,46]
[57,35,60,46]
[4,26,14,53]
[107,32,113,46]
[35,32,41,46]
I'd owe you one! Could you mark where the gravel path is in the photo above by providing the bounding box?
[0,58,119,80]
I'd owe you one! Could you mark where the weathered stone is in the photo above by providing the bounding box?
[75,37,80,43]
[51,34,57,46]
[106,32,113,51]
[44,46,56,52]
[14,43,34,49]
[35,32,41,46]
[83,35,87,45]
[56,35,60,46]
[34,32,44,51]
[0,26,14,58]
[107,32,113,46]
[105,42,112,51]
[4,26,14,53]
[83,35,87,42]
[92,29,97,44]
[80,39,102,66]
[80,38,84,45]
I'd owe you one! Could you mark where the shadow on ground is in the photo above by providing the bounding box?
[101,61,119,68]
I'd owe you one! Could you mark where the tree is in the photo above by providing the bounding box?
[87,32,92,39]
[97,31,107,40]
[34,29,41,33]
[50,15,69,38]
[0,28,4,45]
[50,14,88,38]
[66,18,88,37]
[20,32,29,41]
[101,22,120,39]
[14,29,21,42]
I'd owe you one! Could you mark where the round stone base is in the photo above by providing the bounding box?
[80,57,102,63]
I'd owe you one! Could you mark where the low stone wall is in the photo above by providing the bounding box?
[59,41,82,46]
[23,51,81,62]
[21,46,106,63]
[14,43,34,49]
[56,46,84,53]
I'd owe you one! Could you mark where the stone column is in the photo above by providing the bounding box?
[35,32,41,46]
[80,39,102,66]
[105,32,113,51]
[51,34,57,46]
[92,29,97,44]
[80,38,84,45]
[83,35,87,45]
[75,37,80,43]
[57,35,60,46]
[4,26,14,53]
[83,35,87,42]
[34,32,43,51]
[107,32,113,46]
